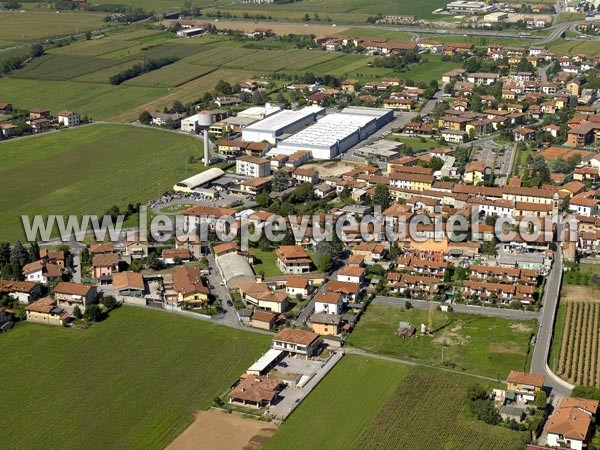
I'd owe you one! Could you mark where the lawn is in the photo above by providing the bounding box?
[0,10,107,44]
[400,54,461,84]
[252,248,283,277]
[0,124,204,242]
[0,306,270,449]
[264,355,527,450]
[347,305,535,379]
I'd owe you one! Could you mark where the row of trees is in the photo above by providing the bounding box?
[109,57,179,85]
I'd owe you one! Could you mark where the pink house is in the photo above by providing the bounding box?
[92,253,119,280]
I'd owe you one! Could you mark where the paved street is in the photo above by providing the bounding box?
[530,249,573,396]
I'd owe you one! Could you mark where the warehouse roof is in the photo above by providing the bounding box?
[176,168,225,190]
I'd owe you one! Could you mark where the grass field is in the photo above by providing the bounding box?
[347,305,535,379]
[252,248,283,277]
[264,355,527,450]
[0,306,270,449]
[0,10,107,44]
[0,78,167,121]
[203,0,449,21]
[0,124,204,241]
[564,263,600,285]
[547,38,600,57]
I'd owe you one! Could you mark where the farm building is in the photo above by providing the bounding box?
[173,168,225,193]
[241,105,325,144]
[272,107,393,160]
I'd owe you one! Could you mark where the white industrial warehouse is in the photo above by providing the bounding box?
[270,107,393,160]
[241,105,325,144]
[173,168,225,193]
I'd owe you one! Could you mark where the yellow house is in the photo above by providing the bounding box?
[172,265,210,307]
[311,313,342,336]
[507,370,545,402]
[464,161,488,185]
[25,297,69,326]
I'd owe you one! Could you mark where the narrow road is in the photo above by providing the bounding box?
[530,249,573,396]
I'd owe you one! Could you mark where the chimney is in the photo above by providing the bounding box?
[203,130,210,166]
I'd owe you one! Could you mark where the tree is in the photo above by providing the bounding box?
[429,156,444,172]
[318,253,333,272]
[30,44,44,58]
[84,304,102,322]
[11,241,29,271]
[139,110,152,125]
[72,305,83,319]
[372,183,390,210]
[85,31,92,40]
[101,295,117,310]
[534,390,547,408]
[272,171,289,192]
[255,191,270,207]
[4,1,21,9]
[214,80,232,95]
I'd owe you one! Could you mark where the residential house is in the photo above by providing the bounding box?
[310,313,342,336]
[546,397,599,450]
[124,238,149,259]
[293,168,319,184]
[54,282,97,309]
[0,280,42,304]
[272,327,320,357]
[172,265,210,307]
[337,265,365,284]
[161,248,192,265]
[227,375,283,409]
[285,276,311,299]
[506,370,545,403]
[250,310,277,331]
[57,110,80,127]
[22,260,63,284]
[0,102,13,115]
[276,245,312,274]
[236,155,271,178]
[314,292,343,315]
[112,271,146,298]
[92,253,119,280]
[25,297,69,326]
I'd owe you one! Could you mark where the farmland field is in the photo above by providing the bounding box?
[0,10,107,44]
[0,78,167,121]
[347,305,535,379]
[0,306,270,449]
[264,356,527,450]
[555,297,600,387]
[0,124,204,241]
[547,38,600,57]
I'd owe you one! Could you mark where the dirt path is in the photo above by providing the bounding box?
[166,409,278,450]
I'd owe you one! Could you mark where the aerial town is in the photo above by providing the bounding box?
[1,0,600,449]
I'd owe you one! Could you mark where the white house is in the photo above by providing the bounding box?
[337,266,365,284]
[57,110,80,127]
[236,155,271,178]
[569,196,598,217]
[314,292,343,315]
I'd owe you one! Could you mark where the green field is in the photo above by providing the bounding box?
[0,78,167,120]
[347,305,535,379]
[0,124,204,241]
[265,355,527,450]
[0,306,270,449]
[547,38,600,57]
[252,248,283,277]
[563,263,600,285]
[0,10,107,44]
